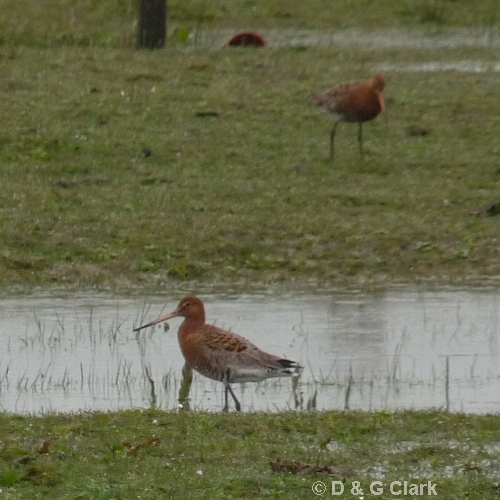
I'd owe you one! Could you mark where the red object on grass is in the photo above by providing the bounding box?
[226,31,266,47]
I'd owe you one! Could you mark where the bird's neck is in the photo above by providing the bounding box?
[178,315,205,338]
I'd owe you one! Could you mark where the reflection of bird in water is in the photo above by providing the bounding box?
[178,363,193,410]
[311,74,386,160]
[134,296,302,412]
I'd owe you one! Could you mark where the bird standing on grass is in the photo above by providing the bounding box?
[311,73,386,161]
[133,296,302,412]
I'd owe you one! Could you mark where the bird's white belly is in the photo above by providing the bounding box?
[229,367,292,383]
[323,110,344,122]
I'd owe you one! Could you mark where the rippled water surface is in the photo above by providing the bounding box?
[1,289,500,414]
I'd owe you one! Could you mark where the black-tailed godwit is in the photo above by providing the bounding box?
[133,296,302,412]
[311,73,386,160]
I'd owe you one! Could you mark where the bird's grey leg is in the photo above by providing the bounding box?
[226,383,241,412]
[330,121,338,161]
[222,370,241,412]
[358,122,363,155]
[223,384,230,412]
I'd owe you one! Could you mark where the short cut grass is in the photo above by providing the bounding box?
[0,1,500,291]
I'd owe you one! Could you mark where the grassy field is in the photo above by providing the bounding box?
[2,0,500,47]
[1,3,500,500]
[2,42,500,291]
[0,409,499,499]
[1,1,500,291]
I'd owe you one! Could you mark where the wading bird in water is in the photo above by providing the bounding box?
[133,296,302,412]
[310,73,386,160]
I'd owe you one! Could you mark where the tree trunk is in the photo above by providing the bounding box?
[137,0,166,49]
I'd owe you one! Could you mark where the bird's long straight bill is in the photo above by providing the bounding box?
[133,311,178,332]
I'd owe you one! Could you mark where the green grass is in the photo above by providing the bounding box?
[0,4,500,500]
[0,410,499,499]
[1,1,500,291]
[2,6,500,499]
[0,5,500,500]
[2,44,500,290]
[1,0,500,48]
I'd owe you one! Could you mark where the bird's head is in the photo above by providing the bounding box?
[371,74,386,93]
[133,296,206,332]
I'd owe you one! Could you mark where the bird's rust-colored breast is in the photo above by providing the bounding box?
[313,76,384,124]
[178,324,254,382]
[331,82,381,122]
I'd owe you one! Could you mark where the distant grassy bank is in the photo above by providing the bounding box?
[2,0,500,48]
[1,2,500,291]
[0,409,499,499]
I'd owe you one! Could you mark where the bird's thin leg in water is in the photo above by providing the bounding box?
[330,121,338,161]
[224,382,241,412]
[223,385,229,412]
[178,362,193,410]
[358,123,363,155]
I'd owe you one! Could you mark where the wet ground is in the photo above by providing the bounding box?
[201,27,500,75]
[198,27,500,50]
[1,288,499,414]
